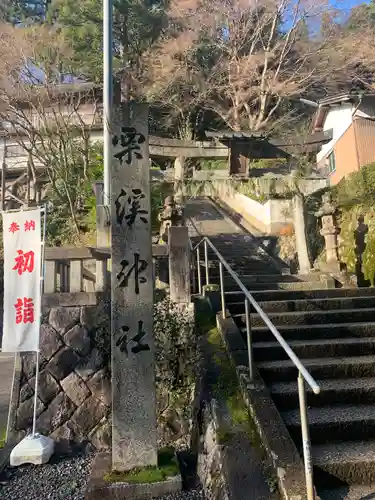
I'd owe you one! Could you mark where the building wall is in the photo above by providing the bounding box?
[357,96,375,118]
[330,124,359,185]
[318,104,353,162]
[354,118,375,168]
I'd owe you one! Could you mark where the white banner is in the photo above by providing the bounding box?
[2,209,42,352]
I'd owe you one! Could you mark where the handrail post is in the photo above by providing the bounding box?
[191,242,197,295]
[204,239,209,286]
[219,262,226,319]
[196,246,202,295]
[298,371,315,500]
[245,299,254,381]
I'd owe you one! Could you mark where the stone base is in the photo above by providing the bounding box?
[85,453,182,500]
[319,261,342,273]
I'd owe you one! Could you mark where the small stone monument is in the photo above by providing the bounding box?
[158,196,184,243]
[110,104,157,472]
[174,192,185,227]
[87,103,182,499]
[315,192,342,272]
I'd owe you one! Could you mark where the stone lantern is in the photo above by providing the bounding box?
[315,192,341,272]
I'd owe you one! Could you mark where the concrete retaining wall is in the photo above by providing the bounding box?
[208,181,292,234]
[198,177,328,235]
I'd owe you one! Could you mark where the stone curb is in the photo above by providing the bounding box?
[197,398,232,500]
[85,452,182,500]
[216,312,310,500]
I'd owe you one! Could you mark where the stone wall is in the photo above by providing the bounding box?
[9,298,111,453]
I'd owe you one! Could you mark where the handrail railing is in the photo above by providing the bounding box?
[194,236,319,500]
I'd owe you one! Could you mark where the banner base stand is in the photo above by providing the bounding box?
[10,433,54,467]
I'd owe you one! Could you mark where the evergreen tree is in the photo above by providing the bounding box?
[47,0,167,85]
[2,1,51,23]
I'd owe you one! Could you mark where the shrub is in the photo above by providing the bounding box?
[154,297,197,393]
[332,163,375,208]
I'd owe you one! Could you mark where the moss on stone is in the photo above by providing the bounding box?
[104,447,179,484]
[195,297,216,335]
[208,328,264,450]
[0,428,5,449]
[216,428,234,444]
[207,328,223,348]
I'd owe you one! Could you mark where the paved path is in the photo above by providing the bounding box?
[186,198,244,238]
[0,353,14,435]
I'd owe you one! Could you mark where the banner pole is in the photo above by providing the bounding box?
[31,205,47,437]
[6,352,17,441]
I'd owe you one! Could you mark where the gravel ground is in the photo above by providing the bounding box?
[0,452,206,500]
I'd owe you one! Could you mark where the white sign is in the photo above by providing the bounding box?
[2,209,42,352]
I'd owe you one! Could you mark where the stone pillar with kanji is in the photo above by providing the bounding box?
[315,192,342,273]
[111,104,157,471]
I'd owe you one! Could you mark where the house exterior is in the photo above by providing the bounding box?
[313,93,375,184]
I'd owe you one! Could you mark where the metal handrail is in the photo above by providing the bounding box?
[194,236,320,393]
[194,235,319,500]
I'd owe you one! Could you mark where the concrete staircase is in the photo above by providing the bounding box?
[198,235,375,499]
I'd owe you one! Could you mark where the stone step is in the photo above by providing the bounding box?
[312,440,375,486]
[283,404,375,445]
[219,281,323,292]
[241,322,375,343]
[270,377,375,410]
[253,337,375,363]
[209,274,302,285]
[257,355,375,383]
[227,295,375,314]
[242,308,375,328]
[318,484,375,499]
[195,267,281,280]
[225,287,375,303]
[203,260,277,273]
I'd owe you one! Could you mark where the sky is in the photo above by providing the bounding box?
[332,0,370,9]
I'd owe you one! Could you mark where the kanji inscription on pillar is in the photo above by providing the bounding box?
[111,104,157,472]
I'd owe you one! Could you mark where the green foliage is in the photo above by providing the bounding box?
[332,163,375,209]
[195,296,216,335]
[150,182,173,233]
[104,447,179,483]
[248,158,287,170]
[0,427,6,449]
[363,220,375,286]
[2,0,49,22]
[329,164,375,285]
[346,1,375,31]
[211,331,262,447]
[45,142,104,245]
[235,180,269,204]
[199,159,228,171]
[304,191,325,264]
[154,296,198,402]
[339,206,375,285]
[45,142,171,245]
[48,0,167,82]
[338,208,359,273]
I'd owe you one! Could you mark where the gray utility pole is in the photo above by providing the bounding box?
[103,0,113,207]
[0,136,6,211]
